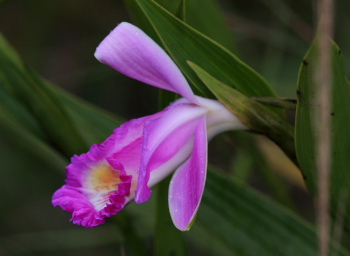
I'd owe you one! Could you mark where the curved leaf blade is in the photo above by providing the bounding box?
[295,41,350,228]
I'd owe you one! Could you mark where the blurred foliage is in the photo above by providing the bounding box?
[1,0,350,255]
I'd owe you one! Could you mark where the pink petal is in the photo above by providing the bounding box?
[94,22,198,104]
[168,117,208,231]
[134,102,208,203]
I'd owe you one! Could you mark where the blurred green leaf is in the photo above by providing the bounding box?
[0,85,46,140]
[256,0,313,43]
[128,0,278,105]
[199,168,349,256]
[0,34,87,157]
[114,212,150,256]
[0,227,123,254]
[296,41,350,228]
[0,107,67,172]
[154,177,187,256]
[48,84,124,146]
[184,0,236,52]
[0,33,23,67]
[0,33,124,150]
[232,132,295,209]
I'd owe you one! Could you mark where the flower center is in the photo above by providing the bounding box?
[88,163,122,192]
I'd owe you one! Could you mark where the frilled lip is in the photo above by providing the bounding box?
[52,154,133,228]
[52,177,131,228]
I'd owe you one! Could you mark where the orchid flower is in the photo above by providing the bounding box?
[52,22,246,230]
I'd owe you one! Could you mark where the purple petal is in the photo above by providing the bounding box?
[168,117,208,231]
[95,22,198,104]
[134,102,208,204]
[107,137,143,199]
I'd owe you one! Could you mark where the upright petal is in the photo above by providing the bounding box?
[168,117,208,231]
[94,22,198,104]
[135,102,208,203]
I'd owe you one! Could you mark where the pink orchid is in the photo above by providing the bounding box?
[52,22,246,230]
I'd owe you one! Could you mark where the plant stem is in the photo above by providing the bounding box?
[315,0,334,255]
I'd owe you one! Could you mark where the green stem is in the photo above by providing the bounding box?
[114,211,150,256]
[251,96,297,111]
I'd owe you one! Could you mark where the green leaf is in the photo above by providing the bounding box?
[295,41,350,228]
[129,0,278,103]
[154,0,235,51]
[198,168,349,256]
[126,0,235,52]
[174,0,185,21]
[154,0,183,15]
[124,0,163,45]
